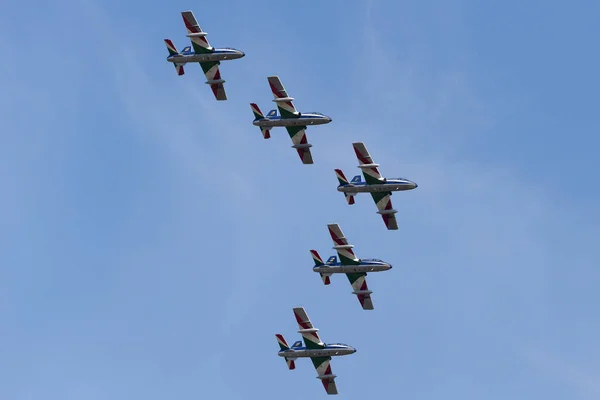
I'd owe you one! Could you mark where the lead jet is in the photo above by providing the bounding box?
[276,307,356,395]
[335,142,418,230]
[310,223,392,310]
[250,76,332,164]
[164,11,245,100]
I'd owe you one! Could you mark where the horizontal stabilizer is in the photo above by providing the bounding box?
[250,103,264,119]
[276,334,290,351]
[174,63,185,76]
[164,39,180,56]
[335,169,350,185]
[310,250,324,266]
[285,358,296,370]
[345,193,355,205]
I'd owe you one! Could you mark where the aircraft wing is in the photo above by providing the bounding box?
[310,356,338,395]
[199,61,227,100]
[268,76,299,118]
[180,11,226,100]
[293,307,324,349]
[346,273,374,310]
[327,224,359,264]
[371,191,398,230]
[285,126,313,164]
[353,142,385,184]
[181,11,214,54]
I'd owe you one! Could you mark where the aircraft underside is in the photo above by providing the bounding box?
[280,349,354,358]
[339,184,411,193]
[313,264,389,274]
[170,52,241,63]
[254,118,328,128]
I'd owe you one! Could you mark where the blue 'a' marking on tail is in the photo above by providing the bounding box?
[292,340,303,348]
[267,109,278,117]
[326,255,337,264]
[181,46,193,54]
[351,175,362,184]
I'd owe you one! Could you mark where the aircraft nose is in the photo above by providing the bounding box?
[412,181,418,189]
[352,347,357,353]
[240,51,246,57]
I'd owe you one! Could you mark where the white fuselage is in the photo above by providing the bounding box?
[313,263,391,274]
[338,180,417,193]
[168,49,245,64]
[252,114,332,128]
[278,346,356,359]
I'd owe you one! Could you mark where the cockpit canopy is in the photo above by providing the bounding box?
[328,342,350,347]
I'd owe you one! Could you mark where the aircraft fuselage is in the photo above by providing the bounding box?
[338,179,418,193]
[278,344,356,359]
[313,259,392,274]
[253,113,332,128]
[167,48,245,64]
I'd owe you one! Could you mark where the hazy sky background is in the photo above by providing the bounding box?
[1,0,599,399]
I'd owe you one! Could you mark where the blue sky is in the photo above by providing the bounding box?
[1,0,599,398]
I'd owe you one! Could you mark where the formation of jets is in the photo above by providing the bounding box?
[164,10,418,395]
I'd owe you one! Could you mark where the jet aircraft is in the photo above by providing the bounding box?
[250,76,332,164]
[335,142,418,230]
[276,307,356,395]
[164,11,245,100]
[311,223,392,310]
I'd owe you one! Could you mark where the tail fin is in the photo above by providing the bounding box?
[250,103,270,139]
[275,334,296,370]
[335,169,355,205]
[310,250,331,285]
[164,39,185,76]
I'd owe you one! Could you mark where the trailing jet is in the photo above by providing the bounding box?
[276,307,356,395]
[311,223,392,310]
[335,142,418,230]
[164,11,245,100]
[250,76,332,164]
